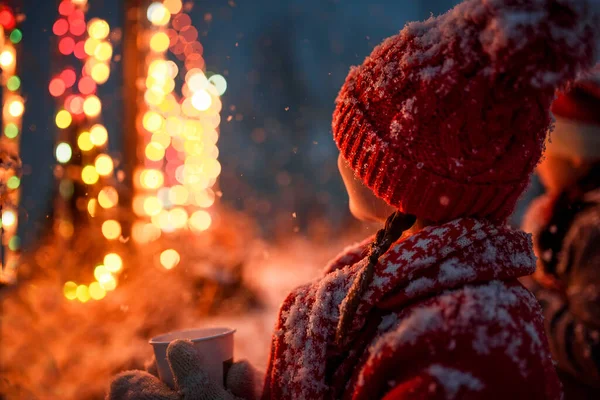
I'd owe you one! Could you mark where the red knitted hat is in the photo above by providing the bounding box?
[333,0,600,223]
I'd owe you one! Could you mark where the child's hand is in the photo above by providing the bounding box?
[107,340,259,400]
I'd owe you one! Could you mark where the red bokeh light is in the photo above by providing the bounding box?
[70,19,86,36]
[179,26,198,45]
[0,9,16,30]
[78,76,97,95]
[171,41,185,55]
[74,41,86,59]
[185,54,205,71]
[167,29,178,47]
[49,78,67,97]
[184,42,203,58]
[60,69,77,88]
[58,37,76,55]
[58,1,75,17]
[53,19,69,36]
[67,95,85,115]
[172,14,191,31]
[68,10,85,23]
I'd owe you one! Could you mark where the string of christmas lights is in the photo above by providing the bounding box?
[133,0,226,270]
[0,4,24,284]
[50,0,123,302]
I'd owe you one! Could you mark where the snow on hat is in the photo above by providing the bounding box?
[333,0,600,223]
[547,65,600,159]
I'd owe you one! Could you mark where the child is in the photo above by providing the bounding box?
[522,68,600,398]
[108,0,600,398]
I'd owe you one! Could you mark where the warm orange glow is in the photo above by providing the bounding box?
[98,186,119,208]
[7,99,24,117]
[90,124,108,146]
[88,19,110,40]
[94,154,114,176]
[140,169,164,189]
[83,95,102,117]
[160,249,180,270]
[94,42,113,62]
[82,165,99,184]
[101,220,122,240]
[145,142,165,161]
[189,210,212,232]
[150,32,170,52]
[143,196,163,216]
[104,253,123,273]
[89,282,107,300]
[91,63,110,84]
[78,131,94,151]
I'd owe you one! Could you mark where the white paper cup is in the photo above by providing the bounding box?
[149,327,235,389]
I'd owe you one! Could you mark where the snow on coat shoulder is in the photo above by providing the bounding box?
[261,218,562,400]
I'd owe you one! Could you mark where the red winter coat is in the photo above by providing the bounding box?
[262,219,562,400]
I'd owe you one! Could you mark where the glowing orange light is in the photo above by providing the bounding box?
[189,210,212,232]
[78,131,94,151]
[104,253,123,273]
[147,3,171,26]
[102,220,122,240]
[83,95,102,117]
[82,165,99,184]
[160,249,180,270]
[55,110,72,128]
[0,50,14,67]
[88,19,110,40]
[95,154,114,176]
[90,124,108,146]
[94,42,113,62]
[140,169,164,189]
[8,99,24,118]
[164,0,183,14]
[89,282,106,300]
[91,63,110,84]
[145,142,165,161]
[150,32,170,52]
[98,186,119,208]
[143,196,163,216]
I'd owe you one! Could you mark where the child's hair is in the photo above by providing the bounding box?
[335,211,416,347]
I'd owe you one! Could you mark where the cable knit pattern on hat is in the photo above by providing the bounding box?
[333,0,600,222]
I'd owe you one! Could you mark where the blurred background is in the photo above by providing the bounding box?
[16,0,545,247]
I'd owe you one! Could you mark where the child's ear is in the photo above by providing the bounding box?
[572,156,584,168]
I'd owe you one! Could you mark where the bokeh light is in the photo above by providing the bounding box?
[189,210,212,232]
[2,210,17,228]
[64,281,78,300]
[160,249,180,270]
[8,99,24,117]
[88,19,110,40]
[102,220,122,240]
[95,154,114,176]
[78,131,94,151]
[0,50,14,67]
[104,253,123,273]
[89,282,106,300]
[82,165,100,184]
[147,2,170,26]
[150,32,170,52]
[56,142,73,164]
[98,186,119,208]
[90,124,108,146]
[83,95,102,117]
